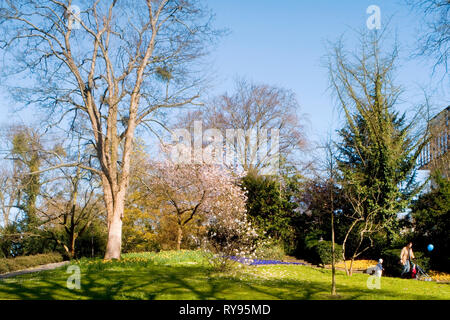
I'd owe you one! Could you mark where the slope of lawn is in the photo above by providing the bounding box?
[0,250,448,300]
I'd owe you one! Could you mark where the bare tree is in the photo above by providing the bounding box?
[0,0,219,259]
[38,136,104,258]
[39,168,103,258]
[407,0,450,74]
[139,160,219,251]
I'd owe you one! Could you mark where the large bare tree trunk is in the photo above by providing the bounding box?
[104,207,123,259]
[103,176,128,260]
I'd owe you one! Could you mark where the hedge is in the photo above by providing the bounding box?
[0,253,64,274]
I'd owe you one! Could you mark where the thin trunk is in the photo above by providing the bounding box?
[331,184,336,295]
[349,257,355,276]
[342,242,349,276]
[69,233,77,258]
[341,218,360,276]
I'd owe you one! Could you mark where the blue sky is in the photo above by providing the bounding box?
[0,0,449,149]
[206,0,449,143]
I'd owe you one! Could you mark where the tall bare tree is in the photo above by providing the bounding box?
[0,0,219,259]
[174,78,308,175]
[38,135,104,258]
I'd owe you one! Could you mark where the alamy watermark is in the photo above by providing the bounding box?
[167,121,280,175]
[66,265,81,290]
[366,275,381,290]
[366,5,381,30]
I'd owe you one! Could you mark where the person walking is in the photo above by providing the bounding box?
[400,242,415,277]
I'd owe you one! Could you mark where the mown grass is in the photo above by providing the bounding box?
[0,250,448,300]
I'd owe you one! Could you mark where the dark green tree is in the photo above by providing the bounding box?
[241,167,301,251]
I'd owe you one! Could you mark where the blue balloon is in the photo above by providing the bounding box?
[427,244,434,252]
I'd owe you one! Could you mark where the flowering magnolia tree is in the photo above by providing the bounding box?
[205,201,259,271]
[140,160,259,263]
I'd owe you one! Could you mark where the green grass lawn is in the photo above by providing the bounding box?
[0,250,448,300]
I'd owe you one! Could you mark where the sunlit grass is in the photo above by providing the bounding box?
[0,250,448,300]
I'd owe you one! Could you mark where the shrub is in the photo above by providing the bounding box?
[203,214,259,272]
[240,173,296,243]
[254,240,285,261]
[75,220,107,258]
[414,251,431,272]
[0,252,64,274]
[304,236,343,265]
[0,224,22,258]
[315,241,343,265]
[410,171,450,272]
[382,248,402,277]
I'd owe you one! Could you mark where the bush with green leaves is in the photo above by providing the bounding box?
[74,221,108,258]
[315,241,343,265]
[304,235,343,265]
[240,172,297,245]
[381,248,402,276]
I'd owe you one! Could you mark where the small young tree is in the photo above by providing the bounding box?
[35,133,103,258]
[39,166,103,259]
[323,140,338,295]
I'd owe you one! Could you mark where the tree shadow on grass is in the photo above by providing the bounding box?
[0,265,446,300]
